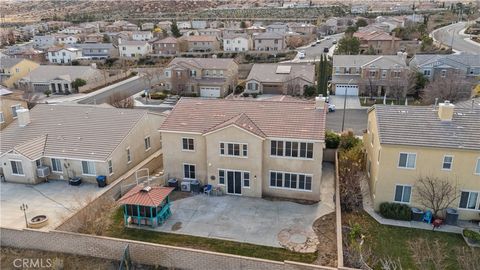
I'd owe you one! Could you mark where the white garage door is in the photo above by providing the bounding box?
[335,84,359,96]
[200,87,221,98]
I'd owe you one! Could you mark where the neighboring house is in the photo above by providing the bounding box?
[182,35,220,52]
[245,63,315,95]
[331,53,409,96]
[364,103,480,220]
[177,21,192,29]
[266,23,288,34]
[132,31,153,41]
[0,104,164,185]
[33,35,56,48]
[246,26,266,35]
[409,54,480,82]
[351,4,369,14]
[84,33,104,43]
[53,34,79,45]
[253,32,286,51]
[46,47,82,64]
[0,57,40,88]
[157,21,172,31]
[18,65,103,94]
[222,28,245,37]
[118,40,152,58]
[163,57,238,98]
[73,43,117,59]
[191,20,208,29]
[288,23,317,35]
[152,37,178,55]
[159,97,327,201]
[354,30,401,54]
[0,96,28,130]
[223,33,252,52]
[59,26,83,35]
[198,29,222,39]
[141,22,155,31]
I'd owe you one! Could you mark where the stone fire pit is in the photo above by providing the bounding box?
[28,215,49,229]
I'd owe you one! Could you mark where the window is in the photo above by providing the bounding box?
[182,138,194,151]
[144,136,151,150]
[219,170,225,184]
[423,69,431,76]
[459,191,479,210]
[271,140,313,159]
[35,159,42,167]
[369,70,376,78]
[190,70,196,77]
[442,155,453,170]
[398,153,416,169]
[0,112,4,123]
[126,148,131,163]
[247,82,259,91]
[220,142,247,157]
[183,164,196,179]
[51,158,62,173]
[441,70,447,77]
[243,172,250,187]
[11,104,20,118]
[108,160,113,175]
[476,159,480,175]
[10,160,24,175]
[82,161,96,175]
[381,70,387,78]
[394,185,411,203]
[269,171,312,191]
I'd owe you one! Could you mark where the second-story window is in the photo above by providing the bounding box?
[271,140,313,159]
[398,153,416,169]
[220,142,247,157]
[442,155,453,170]
[182,138,194,151]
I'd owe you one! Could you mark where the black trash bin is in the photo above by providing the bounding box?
[445,208,459,225]
[69,177,82,186]
[191,180,200,193]
[168,178,178,190]
[411,207,424,221]
[96,175,107,187]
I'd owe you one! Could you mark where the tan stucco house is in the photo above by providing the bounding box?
[0,104,165,185]
[364,102,480,220]
[0,57,40,88]
[0,96,28,130]
[159,97,327,201]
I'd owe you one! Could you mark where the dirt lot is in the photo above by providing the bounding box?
[313,212,337,267]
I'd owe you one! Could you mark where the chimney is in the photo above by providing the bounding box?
[90,63,97,69]
[438,101,454,121]
[17,107,31,127]
[397,51,407,63]
[315,95,326,110]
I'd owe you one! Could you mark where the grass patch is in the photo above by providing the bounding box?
[359,97,421,106]
[343,211,472,269]
[105,207,317,263]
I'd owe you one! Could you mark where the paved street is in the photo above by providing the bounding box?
[432,21,480,54]
[289,33,344,62]
[326,109,368,135]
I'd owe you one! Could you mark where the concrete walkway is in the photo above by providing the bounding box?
[360,178,476,234]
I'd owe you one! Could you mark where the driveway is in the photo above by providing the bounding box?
[326,109,368,135]
[152,163,335,248]
[0,180,103,230]
[329,95,361,109]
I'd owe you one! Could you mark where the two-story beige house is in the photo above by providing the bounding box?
[332,54,409,97]
[163,57,238,98]
[181,35,220,52]
[253,32,286,51]
[0,57,40,88]
[364,102,480,220]
[354,30,401,55]
[159,97,327,201]
[0,104,165,185]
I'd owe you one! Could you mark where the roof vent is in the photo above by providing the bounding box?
[141,186,152,192]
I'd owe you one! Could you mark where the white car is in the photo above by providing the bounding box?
[299,52,306,59]
[328,104,336,112]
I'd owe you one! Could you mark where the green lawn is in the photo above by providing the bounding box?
[343,211,475,270]
[104,207,317,263]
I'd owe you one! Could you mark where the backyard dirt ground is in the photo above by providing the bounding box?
[313,212,337,267]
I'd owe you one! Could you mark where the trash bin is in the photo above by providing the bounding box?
[96,175,107,187]
[190,180,200,193]
[445,208,459,225]
[411,207,424,221]
[69,177,82,186]
[168,178,178,190]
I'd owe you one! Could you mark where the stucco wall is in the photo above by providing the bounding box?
[2,60,39,88]
[0,153,37,184]
[0,98,28,130]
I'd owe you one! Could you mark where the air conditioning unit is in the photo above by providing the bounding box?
[36,166,51,178]
[181,180,191,192]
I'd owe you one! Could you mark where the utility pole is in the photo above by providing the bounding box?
[20,203,28,228]
[341,79,353,132]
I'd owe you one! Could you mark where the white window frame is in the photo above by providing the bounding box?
[393,184,412,204]
[182,137,195,151]
[458,190,479,211]
[10,160,24,176]
[268,170,313,192]
[108,159,113,175]
[217,168,251,188]
[243,171,250,188]
[441,155,453,171]
[126,147,131,164]
[219,142,248,158]
[270,140,314,160]
[51,158,63,173]
[397,152,416,169]
[183,163,196,180]
[144,136,151,151]
[81,160,96,176]
[0,112,4,123]
[11,104,21,118]
[475,158,480,175]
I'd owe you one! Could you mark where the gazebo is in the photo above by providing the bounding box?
[118,185,174,227]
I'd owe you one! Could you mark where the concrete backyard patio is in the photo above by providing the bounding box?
[132,163,336,250]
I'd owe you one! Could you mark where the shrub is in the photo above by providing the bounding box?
[140,93,146,98]
[379,202,412,221]
[252,93,258,98]
[303,85,316,97]
[243,92,249,97]
[131,71,138,76]
[44,89,52,97]
[339,130,361,151]
[325,131,340,149]
[463,229,480,242]
[162,90,171,95]
[235,85,244,94]
[150,92,167,100]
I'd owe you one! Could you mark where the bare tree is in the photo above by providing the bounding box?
[379,258,403,270]
[408,238,448,270]
[456,247,480,270]
[285,76,301,96]
[414,176,459,217]
[388,78,407,104]
[108,93,134,108]
[422,71,474,104]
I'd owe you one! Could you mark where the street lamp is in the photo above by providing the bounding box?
[341,79,353,132]
[20,203,28,228]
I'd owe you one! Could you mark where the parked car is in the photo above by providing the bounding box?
[323,47,329,53]
[299,52,305,59]
[328,104,336,112]
[316,39,321,44]
[332,39,337,44]
[311,43,316,47]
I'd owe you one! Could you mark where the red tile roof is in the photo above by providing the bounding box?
[160,98,326,141]
[118,186,174,207]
